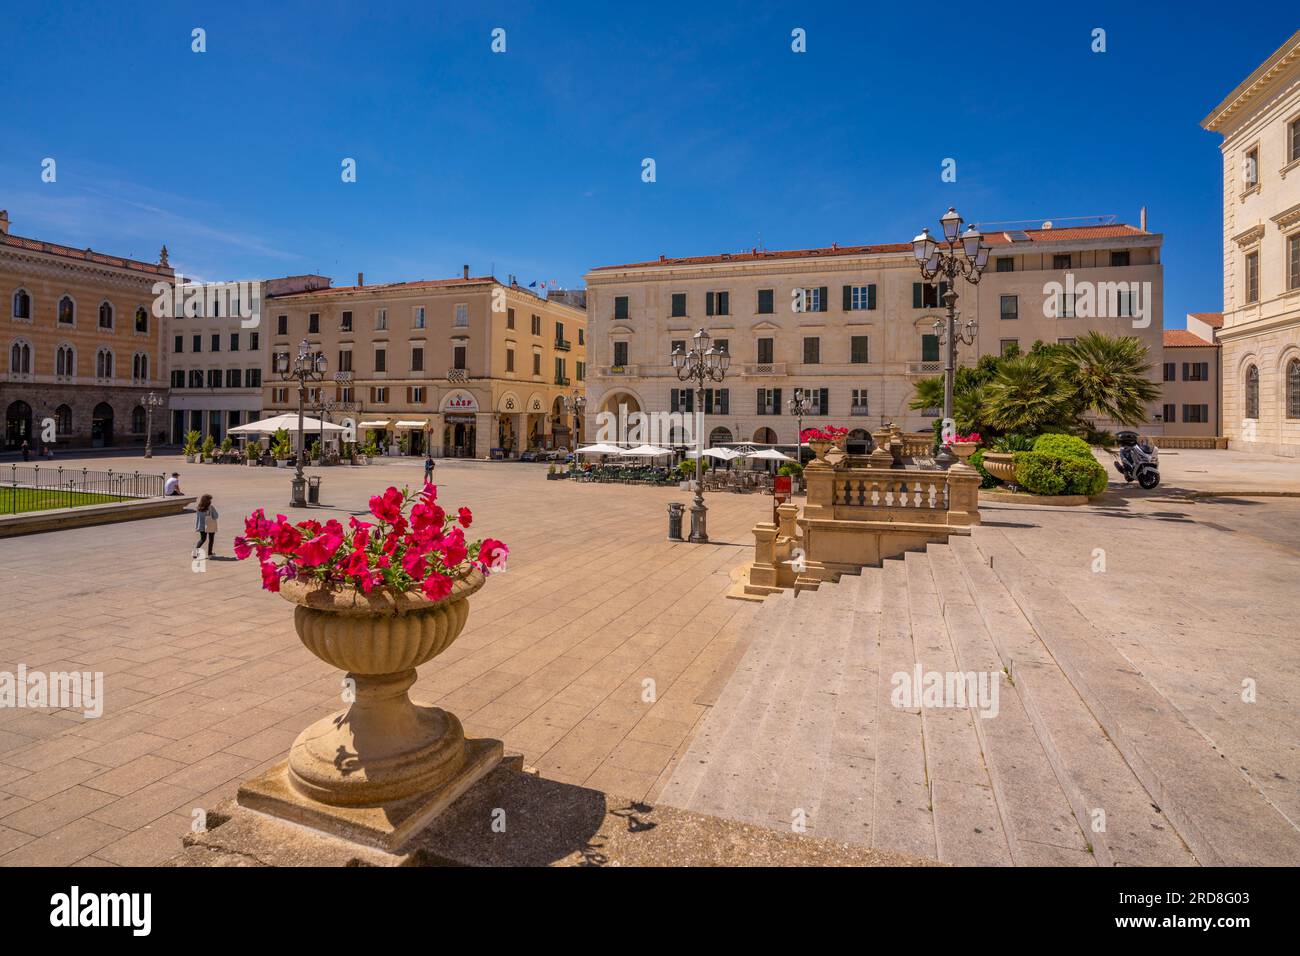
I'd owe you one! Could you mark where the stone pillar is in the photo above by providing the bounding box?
[749,523,780,588]
[945,467,981,526]
[427,414,444,457]
[802,458,835,521]
[474,412,493,459]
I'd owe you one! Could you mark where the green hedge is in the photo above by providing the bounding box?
[969,449,999,489]
[1031,433,1094,461]
[1013,451,1108,497]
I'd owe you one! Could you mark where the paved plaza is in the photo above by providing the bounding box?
[2,451,1299,866]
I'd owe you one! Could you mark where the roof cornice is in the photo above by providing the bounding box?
[1202,29,1300,134]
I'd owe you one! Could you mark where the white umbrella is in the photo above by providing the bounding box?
[745,448,793,462]
[619,444,674,457]
[228,413,347,435]
[576,443,624,455]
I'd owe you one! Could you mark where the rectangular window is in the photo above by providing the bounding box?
[578,328,584,345]
[755,388,782,416]
[272,386,288,403]
[247,368,261,387]
[995,257,1014,272]
[1116,290,1136,317]
[1053,254,1072,270]
[1163,362,1176,382]
[277,315,288,335]
[174,335,183,353]
[846,284,876,311]
[705,290,730,316]
[1246,252,1259,303]
[922,334,940,362]
[338,349,352,372]
[1288,234,1300,291]
[411,346,424,372]
[796,387,829,415]
[211,333,220,352]
[670,339,686,358]
[407,386,425,404]
[795,287,825,313]
[1000,295,1018,321]
[250,332,259,350]
[454,304,468,327]
[577,361,586,381]
[226,368,242,388]
[671,293,687,318]
[802,337,820,364]
[1000,338,1019,356]
[851,389,869,415]
[507,307,515,330]
[171,369,184,388]
[189,370,204,388]
[414,307,426,329]
[1291,118,1300,164]
[1183,404,1209,424]
[612,341,628,367]
[554,356,568,384]
[1183,362,1209,382]
[851,335,869,364]
[757,338,774,364]
[193,334,202,353]
[338,385,351,403]
[207,368,222,388]
[614,296,629,320]
[532,352,541,375]
[1059,293,1077,318]
[340,310,352,331]
[912,282,947,309]
[375,347,387,372]
[308,313,319,334]
[376,309,387,330]
[506,348,515,373]
[453,346,467,370]
[230,332,240,351]
[714,338,729,357]
[1245,146,1259,185]
[1110,250,1131,267]
[531,314,541,335]
[1163,403,1176,423]
[669,388,695,413]
[370,386,388,403]
[702,388,729,415]
[1058,337,1076,346]
[757,289,774,314]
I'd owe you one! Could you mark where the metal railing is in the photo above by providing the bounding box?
[3,465,167,515]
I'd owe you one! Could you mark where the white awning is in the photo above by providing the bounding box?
[227,413,347,435]
[394,420,429,429]
[358,420,390,428]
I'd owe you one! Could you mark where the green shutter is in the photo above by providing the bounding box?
[913,283,923,309]
[773,388,781,413]
[868,284,876,310]
[843,285,852,310]
[706,292,714,316]
[923,334,940,362]
[756,388,765,415]
[819,388,829,416]
[818,287,828,312]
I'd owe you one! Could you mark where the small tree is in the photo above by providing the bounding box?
[182,430,201,456]
[201,433,217,460]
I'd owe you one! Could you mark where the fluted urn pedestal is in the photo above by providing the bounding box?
[237,569,502,852]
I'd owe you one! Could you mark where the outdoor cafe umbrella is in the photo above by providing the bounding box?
[576,443,625,455]
[227,413,347,435]
[744,448,793,462]
[618,444,674,458]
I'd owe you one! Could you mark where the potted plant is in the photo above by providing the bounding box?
[201,433,217,463]
[800,425,849,463]
[272,428,293,467]
[778,461,804,492]
[234,485,508,818]
[182,430,200,463]
[947,431,982,468]
[220,436,234,461]
[398,433,410,456]
[309,439,322,466]
[245,443,261,466]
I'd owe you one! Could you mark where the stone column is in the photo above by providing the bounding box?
[474,412,493,459]
[945,467,981,526]
[427,414,444,457]
[802,458,835,521]
[748,522,780,588]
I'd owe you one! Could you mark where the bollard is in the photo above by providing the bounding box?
[667,502,685,541]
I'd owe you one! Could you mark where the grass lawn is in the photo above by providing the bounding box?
[0,486,130,515]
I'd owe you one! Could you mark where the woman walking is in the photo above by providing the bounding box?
[195,494,219,556]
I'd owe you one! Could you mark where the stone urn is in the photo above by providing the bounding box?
[808,439,832,462]
[238,568,502,850]
[948,441,979,471]
[981,452,1016,484]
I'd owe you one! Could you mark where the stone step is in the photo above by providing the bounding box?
[974,526,1300,866]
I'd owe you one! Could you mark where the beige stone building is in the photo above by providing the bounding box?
[1160,316,1221,437]
[261,270,587,458]
[1202,29,1300,457]
[583,221,1164,448]
[2,210,172,451]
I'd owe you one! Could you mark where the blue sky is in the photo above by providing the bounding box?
[0,1,1291,328]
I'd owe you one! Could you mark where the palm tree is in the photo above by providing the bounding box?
[1053,332,1160,426]
[981,354,1073,434]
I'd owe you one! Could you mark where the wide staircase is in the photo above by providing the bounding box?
[660,527,1300,866]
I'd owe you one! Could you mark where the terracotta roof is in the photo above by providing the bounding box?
[267,276,498,299]
[1188,311,1223,328]
[589,224,1152,272]
[0,230,173,276]
[1164,330,1217,347]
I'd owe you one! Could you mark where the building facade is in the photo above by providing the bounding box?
[582,221,1164,449]
[261,270,587,458]
[1160,318,1221,437]
[165,274,329,444]
[2,210,171,451]
[1203,29,1300,457]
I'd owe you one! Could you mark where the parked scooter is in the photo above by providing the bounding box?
[1113,431,1160,489]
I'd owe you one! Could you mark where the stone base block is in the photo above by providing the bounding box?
[237,736,502,852]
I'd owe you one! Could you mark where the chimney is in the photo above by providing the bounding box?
[463,264,470,280]
[0,210,8,235]
[357,272,364,287]
[1140,206,1148,231]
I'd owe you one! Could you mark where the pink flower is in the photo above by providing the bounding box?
[297,532,342,568]
[402,550,427,580]
[341,550,369,578]
[259,560,282,592]
[479,539,509,573]
[457,507,473,528]
[421,572,453,601]
[233,536,253,561]
[368,487,404,524]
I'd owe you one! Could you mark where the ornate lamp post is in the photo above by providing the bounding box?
[671,328,729,543]
[563,390,586,471]
[276,338,327,506]
[788,387,810,464]
[913,207,990,468]
[142,391,164,459]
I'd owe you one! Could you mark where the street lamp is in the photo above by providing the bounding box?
[913,207,989,467]
[672,328,729,543]
[277,338,327,506]
[142,391,164,459]
[563,390,586,471]
[788,387,810,464]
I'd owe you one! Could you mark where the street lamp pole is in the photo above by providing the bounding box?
[564,390,586,472]
[277,338,327,507]
[671,329,729,544]
[912,207,989,468]
[788,387,809,464]
[142,391,164,459]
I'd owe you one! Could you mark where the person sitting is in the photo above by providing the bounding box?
[164,473,183,496]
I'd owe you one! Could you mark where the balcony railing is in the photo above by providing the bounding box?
[597,364,638,377]
[447,368,468,383]
[554,375,571,386]
[741,362,787,376]
[554,338,571,351]
[850,405,870,416]
[906,361,943,374]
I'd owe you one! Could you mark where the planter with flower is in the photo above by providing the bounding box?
[800,425,849,463]
[233,483,510,849]
[947,431,981,469]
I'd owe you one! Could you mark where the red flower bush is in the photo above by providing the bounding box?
[235,483,508,600]
[800,425,850,443]
[950,432,982,445]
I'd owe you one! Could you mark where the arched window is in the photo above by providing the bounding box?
[97,347,114,379]
[135,306,149,334]
[132,352,149,381]
[56,344,76,378]
[1288,359,1300,420]
[131,405,146,434]
[709,426,733,445]
[10,340,32,374]
[98,300,114,329]
[58,295,75,325]
[12,288,31,319]
[1245,364,1260,419]
[56,404,72,435]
